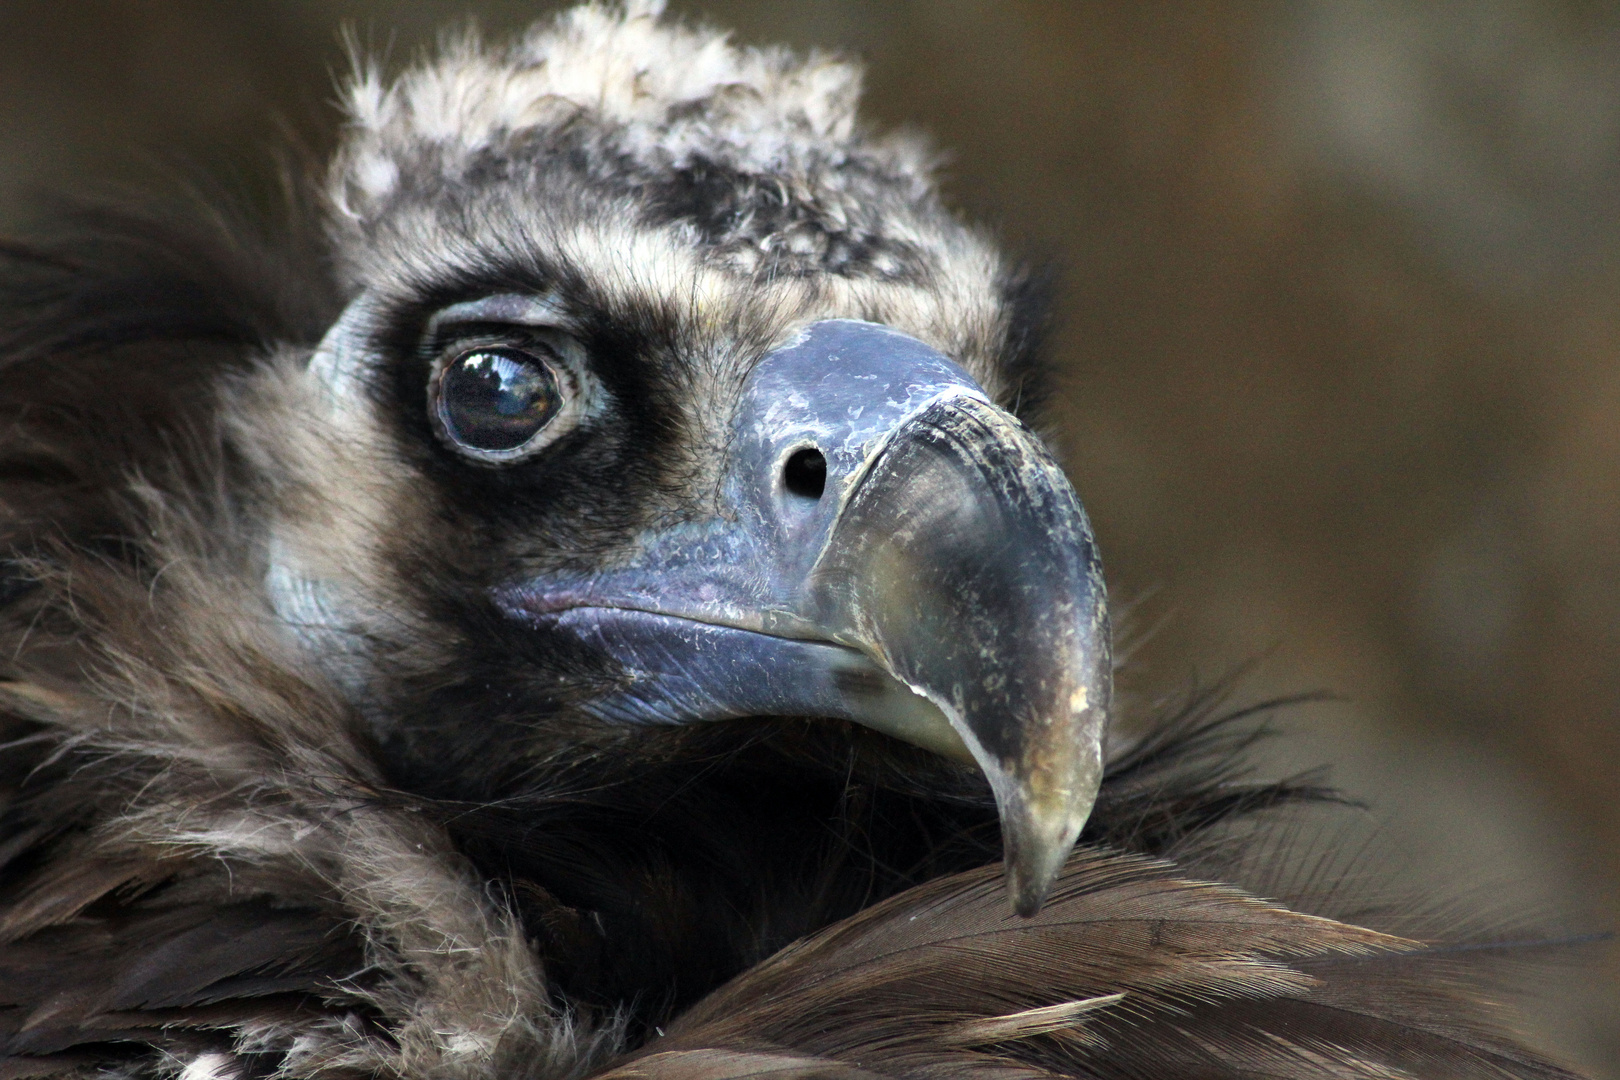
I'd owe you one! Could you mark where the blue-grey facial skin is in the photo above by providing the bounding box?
[498,320,1110,915]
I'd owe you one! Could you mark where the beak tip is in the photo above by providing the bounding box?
[992,734,1107,917]
[1008,874,1051,919]
[997,791,1089,919]
[1003,831,1077,918]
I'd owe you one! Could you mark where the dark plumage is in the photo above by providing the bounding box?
[0,4,1592,1079]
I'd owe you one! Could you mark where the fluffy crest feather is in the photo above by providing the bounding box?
[333,0,932,226]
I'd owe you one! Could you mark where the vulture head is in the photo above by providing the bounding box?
[270,0,1107,920]
[0,4,1595,1079]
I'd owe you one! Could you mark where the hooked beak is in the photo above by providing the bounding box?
[498,320,1110,915]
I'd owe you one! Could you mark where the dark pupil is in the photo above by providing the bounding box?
[438,347,562,452]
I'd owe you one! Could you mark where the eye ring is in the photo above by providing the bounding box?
[427,340,578,465]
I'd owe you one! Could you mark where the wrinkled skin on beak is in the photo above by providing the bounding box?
[500,320,1110,914]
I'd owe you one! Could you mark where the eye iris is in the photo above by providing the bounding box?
[438,348,562,452]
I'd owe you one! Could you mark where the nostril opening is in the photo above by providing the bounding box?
[783,447,827,501]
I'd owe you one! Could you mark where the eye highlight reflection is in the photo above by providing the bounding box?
[434,346,564,456]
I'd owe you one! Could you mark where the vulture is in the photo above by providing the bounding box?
[0,4,1595,1079]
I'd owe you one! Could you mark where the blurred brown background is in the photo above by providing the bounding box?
[2,1,1616,1073]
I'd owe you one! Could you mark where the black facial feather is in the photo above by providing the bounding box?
[0,6,1594,1080]
[359,259,693,559]
[993,259,1060,424]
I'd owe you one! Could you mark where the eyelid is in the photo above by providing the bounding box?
[424,292,589,387]
[427,293,571,336]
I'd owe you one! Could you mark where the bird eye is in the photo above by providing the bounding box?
[431,345,567,462]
